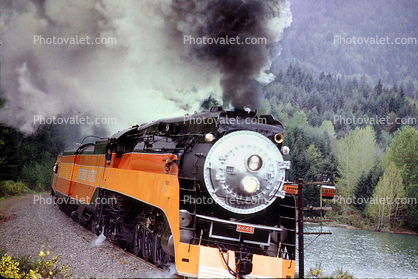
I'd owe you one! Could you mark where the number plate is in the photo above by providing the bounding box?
[236,225,254,234]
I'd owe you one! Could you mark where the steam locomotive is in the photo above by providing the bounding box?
[51,107,297,278]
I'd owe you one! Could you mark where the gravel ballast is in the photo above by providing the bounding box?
[0,193,175,278]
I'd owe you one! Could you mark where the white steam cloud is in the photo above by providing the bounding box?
[0,0,291,135]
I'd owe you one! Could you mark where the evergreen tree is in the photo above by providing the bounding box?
[200,96,220,111]
[405,80,415,99]
[354,165,384,211]
[375,79,383,96]
[406,166,418,230]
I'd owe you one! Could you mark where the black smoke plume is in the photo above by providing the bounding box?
[170,0,292,110]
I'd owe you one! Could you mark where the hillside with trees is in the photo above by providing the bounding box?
[260,65,418,231]
[274,0,418,98]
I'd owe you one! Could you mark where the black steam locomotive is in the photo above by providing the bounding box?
[52,106,296,278]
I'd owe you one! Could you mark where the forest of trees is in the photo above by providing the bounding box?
[1,64,418,232]
[274,0,418,97]
[261,65,418,231]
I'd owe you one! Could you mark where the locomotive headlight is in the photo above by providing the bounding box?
[204,130,287,214]
[247,155,262,171]
[241,176,260,193]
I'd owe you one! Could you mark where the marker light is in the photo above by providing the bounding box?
[248,155,262,171]
[281,146,290,155]
[274,133,284,144]
[205,133,216,142]
[241,176,260,193]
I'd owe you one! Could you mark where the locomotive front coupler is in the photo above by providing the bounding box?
[235,245,253,278]
[217,243,253,278]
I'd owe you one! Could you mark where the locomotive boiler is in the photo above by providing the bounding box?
[51,107,297,278]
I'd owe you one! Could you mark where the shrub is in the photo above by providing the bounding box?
[309,263,355,278]
[0,244,70,278]
[19,160,54,191]
[332,267,354,279]
[0,254,21,279]
[0,181,34,197]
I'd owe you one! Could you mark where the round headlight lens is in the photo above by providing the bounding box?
[241,176,259,193]
[248,155,262,171]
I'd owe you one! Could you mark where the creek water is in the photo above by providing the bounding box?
[296,225,418,278]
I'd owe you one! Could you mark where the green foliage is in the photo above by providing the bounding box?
[386,126,418,183]
[406,184,418,230]
[0,123,67,188]
[353,165,384,211]
[0,123,8,166]
[319,120,337,143]
[332,267,355,279]
[283,123,337,207]
[309,263,324,278]
[19,159,55,191]
[264,65,417,231]
[0,245,70,279]
[200,96,220,111]
[336,126,378,198]
[0,181,34,197]
[265,65,418,140]
[385,126,418,230]
[0,137,5,165]
[285,125,337,180]
[405,167,418,230]
[289,110,308,127]
[309,263,354,279]
[366,162,406,231]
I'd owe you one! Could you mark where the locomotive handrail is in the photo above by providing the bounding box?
[80,135,107,145]
[75,142,95,155]
[127,132,207,139]
[142,147,187,151]
[196,214,283,232]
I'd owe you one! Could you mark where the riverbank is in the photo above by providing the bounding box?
[305,219,418,235]
[304,205,418,236]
